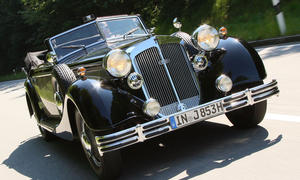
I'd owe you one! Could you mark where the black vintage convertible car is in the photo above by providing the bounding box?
[24,14,279,179]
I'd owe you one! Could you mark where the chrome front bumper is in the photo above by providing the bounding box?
[95,80,279,155]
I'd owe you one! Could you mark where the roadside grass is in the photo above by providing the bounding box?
[156,0,300,41]
[222,10,279,41]
[283,1,300,36]
[0,72,26,82]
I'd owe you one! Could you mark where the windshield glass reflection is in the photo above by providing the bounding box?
[98,17,147,40]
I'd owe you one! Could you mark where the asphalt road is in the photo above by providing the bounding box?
[0,43,299,180]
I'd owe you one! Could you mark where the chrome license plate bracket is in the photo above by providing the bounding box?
[169,101,224,129]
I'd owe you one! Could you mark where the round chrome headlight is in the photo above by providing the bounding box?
[216,75,233,93]
[103,49,132,77]
[192,24,220,51]
[143,99,161,117]
[127,72,144,90]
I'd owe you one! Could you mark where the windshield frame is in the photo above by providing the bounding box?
[48,15,149,62]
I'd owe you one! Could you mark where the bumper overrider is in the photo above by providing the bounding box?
[95,80,279,155]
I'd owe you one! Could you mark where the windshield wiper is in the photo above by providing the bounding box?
[62,44,86,49]
[122,27,139,39]
[62,44,88,54]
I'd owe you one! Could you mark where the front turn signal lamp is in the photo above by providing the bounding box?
[77,67,86,77]
[219,26,228,39]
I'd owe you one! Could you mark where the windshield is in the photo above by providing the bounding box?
[98,17,147,40]
[50,22,103,59]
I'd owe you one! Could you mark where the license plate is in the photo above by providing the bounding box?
[169,102,224,129]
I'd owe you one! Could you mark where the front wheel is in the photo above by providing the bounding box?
[75,109,122,179]
[226,101,267,128]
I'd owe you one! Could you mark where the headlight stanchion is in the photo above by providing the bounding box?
[193,53,208,72]
[127,72,144,90]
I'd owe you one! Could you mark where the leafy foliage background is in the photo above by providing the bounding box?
[0,0,299,75]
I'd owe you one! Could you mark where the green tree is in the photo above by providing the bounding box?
[0,0,31,75]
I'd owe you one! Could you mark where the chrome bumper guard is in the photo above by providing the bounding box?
[95,80,279,155]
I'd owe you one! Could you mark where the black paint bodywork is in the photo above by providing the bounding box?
[66,78,148,131]
[25,32,266,140]
[197,37,266,103]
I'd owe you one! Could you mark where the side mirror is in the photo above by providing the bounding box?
[21,67,28,77]
[173,17,182,31]
[83,14,96,23]
[46,51,57,64]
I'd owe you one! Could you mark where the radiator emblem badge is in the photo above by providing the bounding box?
[158,58,170,65]
[177,103,187,111]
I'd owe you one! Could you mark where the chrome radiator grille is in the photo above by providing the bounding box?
[134,43,200,115]
[160,43,199,100]
[135,47,177,106]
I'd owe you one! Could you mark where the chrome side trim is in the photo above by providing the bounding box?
[95,80,279,154]
[75,55,105,63]
[33,74,52,78]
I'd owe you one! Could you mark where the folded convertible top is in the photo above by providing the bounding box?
[24,50,47,72]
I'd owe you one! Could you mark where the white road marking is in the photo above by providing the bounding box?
[256,43,300,51]
[265,113,300,123]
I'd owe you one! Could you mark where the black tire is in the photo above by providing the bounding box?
[38,125,55,141]
[53,64,76,96]
[75,109,122,180]
[226,101,267,129]
[171,31,199,56]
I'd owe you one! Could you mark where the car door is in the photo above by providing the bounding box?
[31,62,61,117]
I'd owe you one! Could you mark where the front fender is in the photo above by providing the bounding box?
[199,37,266,102]
[218,37,266,85]
[65,78,145,131]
